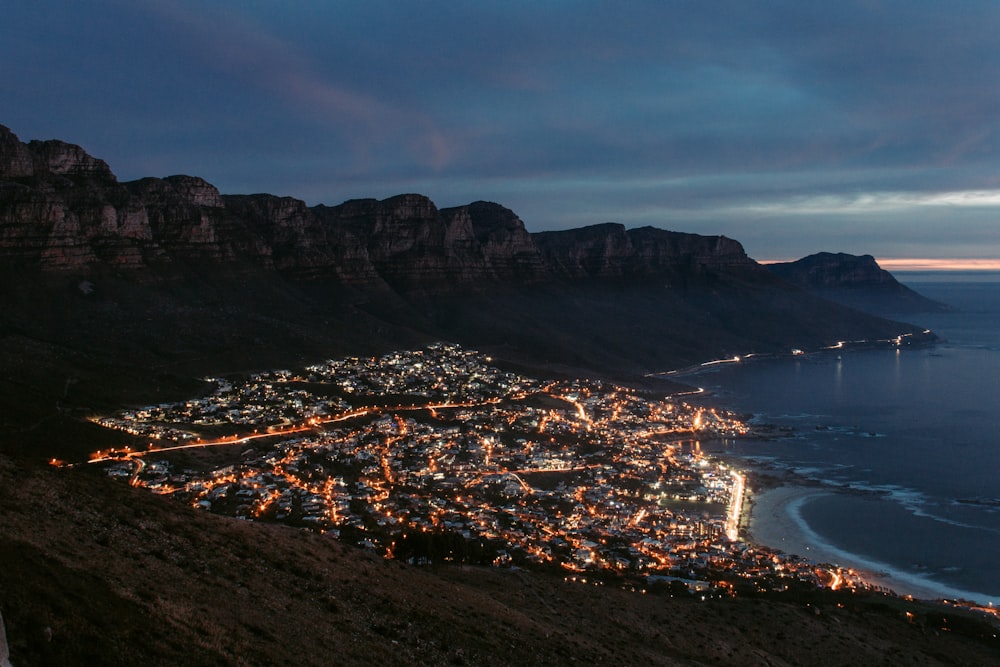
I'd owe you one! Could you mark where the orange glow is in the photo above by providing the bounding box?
[876,258,1000,271]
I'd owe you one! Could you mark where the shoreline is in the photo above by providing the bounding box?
[741,479,996,606]
[653,330,940,383]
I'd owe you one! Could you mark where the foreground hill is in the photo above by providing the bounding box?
[2,455,997,666]
[0,125,932,458]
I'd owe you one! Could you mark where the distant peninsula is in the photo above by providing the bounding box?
[767,252,951,315]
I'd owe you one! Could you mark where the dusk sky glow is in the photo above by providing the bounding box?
[4,1,1000,261]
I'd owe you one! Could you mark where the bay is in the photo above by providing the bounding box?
[690,273,1000,603]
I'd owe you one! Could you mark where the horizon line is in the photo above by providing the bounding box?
[757,258,1000,271]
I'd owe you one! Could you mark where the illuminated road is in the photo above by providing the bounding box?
[724,470,745,541]
[86,399,506,465]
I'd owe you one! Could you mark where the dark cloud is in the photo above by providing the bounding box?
[2,1,999,259]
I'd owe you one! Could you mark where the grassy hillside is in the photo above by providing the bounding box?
[2,455,997,666]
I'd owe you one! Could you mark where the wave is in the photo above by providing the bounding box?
[731,456,1000,534]
[954,496,1000,510]
[785,495,998,605]
[839,481,1000,534]
[762,412,831,421]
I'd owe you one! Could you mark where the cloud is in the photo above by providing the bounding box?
[5,1,1000,261]
[877,258,1000,271]
[129,0,456,171]
[739,189,1000,217]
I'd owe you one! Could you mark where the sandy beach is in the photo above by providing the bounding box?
[742,482,974,603]
[743,484,839,563]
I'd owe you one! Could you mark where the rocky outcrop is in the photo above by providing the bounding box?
[225,194,364,280]
[628,227,753,272]
[1,124,115,182]
[0,125,34,178]
[331,194,488,289]
[123,176,271,266]
[28,139,116,182]
[440,201,550,284]
[767,253,950,314]
[457,201,547,282]
[534,223,635,280]
[533,223,756,282]
[0,175,145,271]
[0,127,271,272]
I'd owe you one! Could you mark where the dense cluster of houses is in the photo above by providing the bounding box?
[99,343,863,595]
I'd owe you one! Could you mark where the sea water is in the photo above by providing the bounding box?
[692,272,1000,603]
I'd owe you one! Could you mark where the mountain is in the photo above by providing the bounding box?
[0,121,752,288]
[766,253,950,315]
[0,124,933,460]
[2,126,991,666]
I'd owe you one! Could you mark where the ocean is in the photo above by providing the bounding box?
[691,272,1000,604]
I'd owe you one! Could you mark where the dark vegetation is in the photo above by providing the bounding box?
[2,456,998,666]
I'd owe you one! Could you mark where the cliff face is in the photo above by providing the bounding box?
[27,139,116,181]
[0,125,762,291]
[1,125,132,270]
[328,194,491,289]
[0,126,35,178]
[629,226,753,272]
[444,201,548,283]
[534,223,755,282]
[124,176,274,266]
[1,125,115,181]
[0,125,251,272]
[224,194,377,282]
[534,223,636,280]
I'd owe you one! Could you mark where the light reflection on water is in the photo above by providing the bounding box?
[691,277,1000,600]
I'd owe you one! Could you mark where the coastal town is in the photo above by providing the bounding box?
[88,343,871,597]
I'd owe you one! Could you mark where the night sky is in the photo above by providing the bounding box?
[3,1,1000,262]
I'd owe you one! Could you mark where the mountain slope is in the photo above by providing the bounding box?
[767,253,950,315]
[2,455,997,666]
[0,124,934,459]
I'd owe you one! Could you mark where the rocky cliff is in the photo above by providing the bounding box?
[1,124,765,290]
[767,253,950,314]
[534,223,754,283]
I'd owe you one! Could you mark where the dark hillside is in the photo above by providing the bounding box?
[2,455,997,666]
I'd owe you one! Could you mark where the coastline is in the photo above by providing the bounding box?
[741,479,994,605]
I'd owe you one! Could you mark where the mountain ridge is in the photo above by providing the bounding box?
[1,122,753,290]
[0,124,934,458]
